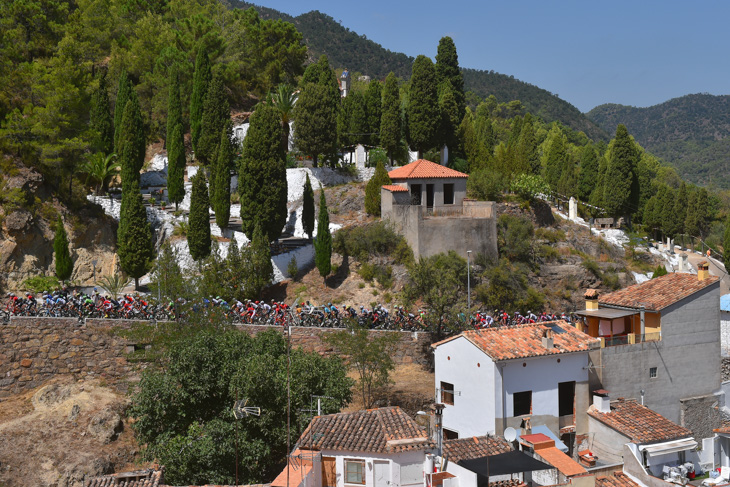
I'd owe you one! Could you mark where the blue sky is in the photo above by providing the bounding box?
[256,0,730,112]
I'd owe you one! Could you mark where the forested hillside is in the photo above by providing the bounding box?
[237,2,608,142]
[587,94,730,188]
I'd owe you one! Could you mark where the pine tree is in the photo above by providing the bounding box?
[435,36,465,123]
[117,180,154,290]
[661,186,677,238]
[226,235,243,301]
[302,173,315,239]
[190,47,211,152]
[187,171,211,261]
[197,71,229,166]
[406,55,440,157]
[166,69,185,210]
[543,130,566,191]
[118,89,145,192]
[365,161,392,216]
[113,70,131,154]
[603,124,640,219]
[380,72,402,164]
[337,94,355,150]
[240,103,287,242]
[459,108,483,172]
[150,242,187,301]
[212,120,233,230]
[90,71,114,154]
[314,187,332,279]
[365,80,382,146]
[577,145,599,201]
[53,217,73,283]
[243,223,274,298]
[439,80,461,153]
[349,91,369,146]
[673,182,688,239]
[516,113,539,175]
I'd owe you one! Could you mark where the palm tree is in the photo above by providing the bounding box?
[270,84,298,154]
[79,152,120,196]
[98,273,131,299]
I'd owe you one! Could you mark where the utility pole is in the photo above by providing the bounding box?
[467,250,472,314]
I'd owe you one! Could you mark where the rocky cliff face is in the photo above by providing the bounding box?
[0,164,118,292]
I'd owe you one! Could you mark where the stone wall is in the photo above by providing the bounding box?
[0,318,434,397]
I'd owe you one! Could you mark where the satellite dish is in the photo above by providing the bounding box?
[504,427,517,442]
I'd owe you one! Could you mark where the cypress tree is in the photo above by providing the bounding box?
[302,173,315,239]
[673,182,688,239]
[365,161,392,216]
[212,120,233,230]
[603,124,640,219]
[314,187,332,279]
[113,70,131,155]
[544,130,567,191]
[190,47,211,152]
[167,69,185,210]
[516,113,539,175]
[337,94,355,150]
[439,80,461,153]
[661,186,677,238]
[349,92,369,146]
[240,103,287,242]
[435,36,465,122]
[90,71,114,154]
[459,109,483,172]
[117,180,154,290]
[365,80,382,146]
[187,171,211,261]
[53,217,73,283]
[244,223,274,298]
[380,72,402,164]
[406,55,440,158]
[197,71,229,166]
[118,89,145,192]
[577,145,599,201]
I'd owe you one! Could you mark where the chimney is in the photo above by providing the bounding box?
[593,389,610,413]
[698,261,709,281]
[542,328,554,349]
[584,289,599,311]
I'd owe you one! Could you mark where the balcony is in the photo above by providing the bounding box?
[600,332,661,348]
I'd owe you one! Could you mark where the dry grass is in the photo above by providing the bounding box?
[343,363,434,416]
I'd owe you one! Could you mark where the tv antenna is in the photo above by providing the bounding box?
[232,398,261,419]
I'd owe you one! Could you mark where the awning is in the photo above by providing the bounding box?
[575,309,638,319]
[639,438,698,456]
[459,451,552,478]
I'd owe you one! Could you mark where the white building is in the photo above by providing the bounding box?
[432,322,599,444]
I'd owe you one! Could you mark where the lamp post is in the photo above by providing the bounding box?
[467,250,472,314]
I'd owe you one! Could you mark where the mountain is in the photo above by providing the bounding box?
[235,3,608,142]
[587,94,730,188]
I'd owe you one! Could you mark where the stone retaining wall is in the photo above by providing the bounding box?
[0,318,434,397]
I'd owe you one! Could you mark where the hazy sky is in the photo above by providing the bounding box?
[256,0,730,112]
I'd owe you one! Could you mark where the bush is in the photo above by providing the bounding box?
[467,168,507,201]
[582,258,601,278]
[510,173,550,203]
[652,265,668,279]
[22,275,60,293]
[368,147,388,168]
[287,256,298,280]
[333,221,411,264]
[476,259,544,313]
[498,214,534,262]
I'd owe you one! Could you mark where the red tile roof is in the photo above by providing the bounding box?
[596,472,641,487]
[296,406,433,454]
[588,399,692,444]
[534,446,587,477]
[382,184,408,192]
[432,322,600,361]
[520,433,552,445]
[443,435,512,463]
[388,159,468,180]
[271,450,315,487]
[599,273,719,311]
[86,469,163,487]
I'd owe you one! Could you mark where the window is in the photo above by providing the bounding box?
[444,184,454,205]
[650,367,657,379]
[558,381,575,417]
[443,428,459,440]
[513,390,532,416]
[345,460,365,485]
[440,381,454,405]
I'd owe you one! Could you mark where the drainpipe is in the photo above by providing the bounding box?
[500,363,507,434]
[640,306,645,338]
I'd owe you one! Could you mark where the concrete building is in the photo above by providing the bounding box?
[431,322,600,445]
[575,263,722,435]
[380,159,497,260]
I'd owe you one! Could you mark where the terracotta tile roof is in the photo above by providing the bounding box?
[599,272,719,311]
[271,451,313,487]
[382,184,408,192]
[296,406,433,454]
[588,399,692,444]
[490,480,526,487]
[86,468,163,487]
[520,433,552,445]
[714,425,730,434]
[388,159,468,180]
[585,289,599,298]
[534,446,587,477]
[432,321,599,361]
[596,471,641,487]
[443,435,512,463]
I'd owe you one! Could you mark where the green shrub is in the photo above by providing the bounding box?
[498,214,534,262]
[582,258,601,278]
[652,265,668,279]
[467,168,507,201]
[22,275,60,293]
[602,271,621,290]
[287,256,298,280]
[476,258,544,313]
[368,147,388,168]
[535,227,566,243]
[333,221,410,264]
[510,173,550,202]
[358,262,375,281]
[539,244,559,261]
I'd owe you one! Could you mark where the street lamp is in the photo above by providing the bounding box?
[467,250,472,314]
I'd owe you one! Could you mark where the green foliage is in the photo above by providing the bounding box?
[577,145,598,201]
[652,265,668,279]
[98,273,131,299]
[239,103,287,242]
[244,224,274,298]
[118,89,146,192]
[314,188,332,278]
[407,55,440,156]
[325,323,398,408]
[497,214,534,262]
[167,69,185,210]
[467,168,508,201]
[365,80,382,146]
[21,275,60,293]
[365,161,392,215]
[302,172,315,239]
[118,181,154,289]
[333,221,413,265]
[368,147,388,168]
[515,113,539,175]
[150,242,187,301]
[435,36,465,126]
[475,258,544,313]
[90,71,113,154]
[269,83,298,153]
[380,72,402,163]
[287,255,298,280]
[130,326,353,485]
[603,124,640,218]
[197,72,229,166]
[510,174,550,203]
[187,171,211,261]
[79,152,119,196]
[53,217,73,282]
[190,47,211,153]
[212,121,233,229]
[113,70,131,155]
[543,128,568,192]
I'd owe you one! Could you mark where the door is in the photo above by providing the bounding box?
[374,460,390,487]
[426,184,434,209]
[322,457,336,487]
[411,185,422,205]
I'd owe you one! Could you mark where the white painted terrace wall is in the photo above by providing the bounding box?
[321,449,427,487]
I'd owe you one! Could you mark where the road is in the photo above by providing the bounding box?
[685,252,730,295]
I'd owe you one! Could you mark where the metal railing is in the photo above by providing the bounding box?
[601,332,661,348]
